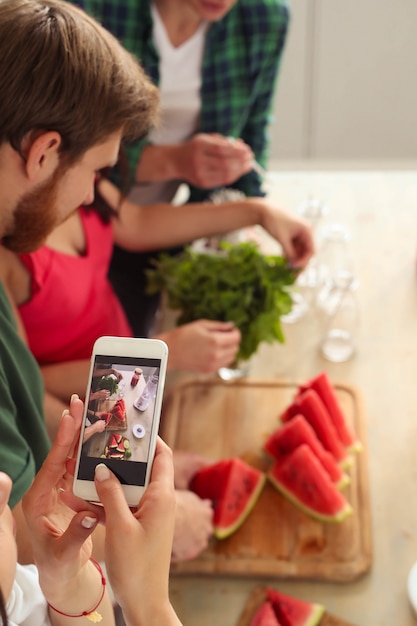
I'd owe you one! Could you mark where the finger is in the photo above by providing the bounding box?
[291,233,315,268]
[23,412,77,512]
[218,328,241,347]
[53,510,98,562]
[94,464,134,526]
[0,473,12,513]
[201,320,237,332]
[59,490,106,525]
[203,139,248,159]
[69,395,84,429]
[148,437,175,487]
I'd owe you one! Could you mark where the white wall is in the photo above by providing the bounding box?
[269,0,417,163]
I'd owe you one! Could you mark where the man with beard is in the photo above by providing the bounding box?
[0,3,184,625]
[0,0,176,576]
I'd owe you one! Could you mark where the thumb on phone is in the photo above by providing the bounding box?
[94,464,131,523]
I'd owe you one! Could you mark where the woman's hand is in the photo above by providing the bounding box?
[93,438,182,626]
[90,389,111,401]
[22,396,114,623]
[259,200,315,269]
[158,320,241,373]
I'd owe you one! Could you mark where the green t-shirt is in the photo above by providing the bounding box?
[0,282,50,509]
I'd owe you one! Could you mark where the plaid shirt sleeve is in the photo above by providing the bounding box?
[73,0,289,197]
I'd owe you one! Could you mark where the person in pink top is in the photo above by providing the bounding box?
[18,208,132,364]
[3,175,313,409]
[0,175,313,562]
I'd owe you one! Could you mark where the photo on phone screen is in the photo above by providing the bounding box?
[75,351,164,495]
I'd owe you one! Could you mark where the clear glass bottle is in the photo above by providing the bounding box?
[316,223,355,290]
[135,372,159,411]
[317,279,359,363]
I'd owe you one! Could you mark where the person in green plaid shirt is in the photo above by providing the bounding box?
[75,0,290,338]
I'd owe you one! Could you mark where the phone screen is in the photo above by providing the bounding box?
[76,353,163,488]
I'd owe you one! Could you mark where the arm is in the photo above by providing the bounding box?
[102,178,314,268]
[41,359,91,403]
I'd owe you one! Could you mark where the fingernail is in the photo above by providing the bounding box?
[71,394,79,403]
[95,463,111,482]
[61,409,70,418]
[81,515,97,529]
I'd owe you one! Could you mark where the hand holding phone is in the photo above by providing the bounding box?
[73,336,168,506]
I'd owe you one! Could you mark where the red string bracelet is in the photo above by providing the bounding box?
[47,557,106,623]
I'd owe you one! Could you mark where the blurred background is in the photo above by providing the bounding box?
[270,0,417,167]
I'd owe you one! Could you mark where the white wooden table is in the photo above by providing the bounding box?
[166,169,417,626]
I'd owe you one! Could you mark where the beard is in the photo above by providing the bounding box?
[2,166,64,254]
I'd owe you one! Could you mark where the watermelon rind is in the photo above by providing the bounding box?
[268,475,352,523]
[268,445,353,524]
[348,440,363,454]
[215,471,266,540]
[303,604,325,626]
[337,472,351,490]
[340,454,354,470]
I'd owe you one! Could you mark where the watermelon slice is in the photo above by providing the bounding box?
[112,399,126,421]
[108,434,119,449]
[268,444,352,523]
[109,451,124,459]
[250,601,283,626]
[190,458,266,539]
[299,372,361,453]
[264,415,349,489]
[104,434,131,459]
[267,588,325,626]
[282,389,348,463]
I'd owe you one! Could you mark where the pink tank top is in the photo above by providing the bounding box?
[19,208,133,364]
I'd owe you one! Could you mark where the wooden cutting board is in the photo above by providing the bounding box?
[161,377,372,581]
[236,586,358,626]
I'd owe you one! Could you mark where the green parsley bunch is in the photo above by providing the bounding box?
[146,241,297,362]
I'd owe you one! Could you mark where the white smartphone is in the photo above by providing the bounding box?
[73,336,168,506]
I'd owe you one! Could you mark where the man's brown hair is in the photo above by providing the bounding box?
[0,0,158,163]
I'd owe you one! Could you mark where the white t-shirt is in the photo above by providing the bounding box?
[6,564,50,626]
[129,4,208,205]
